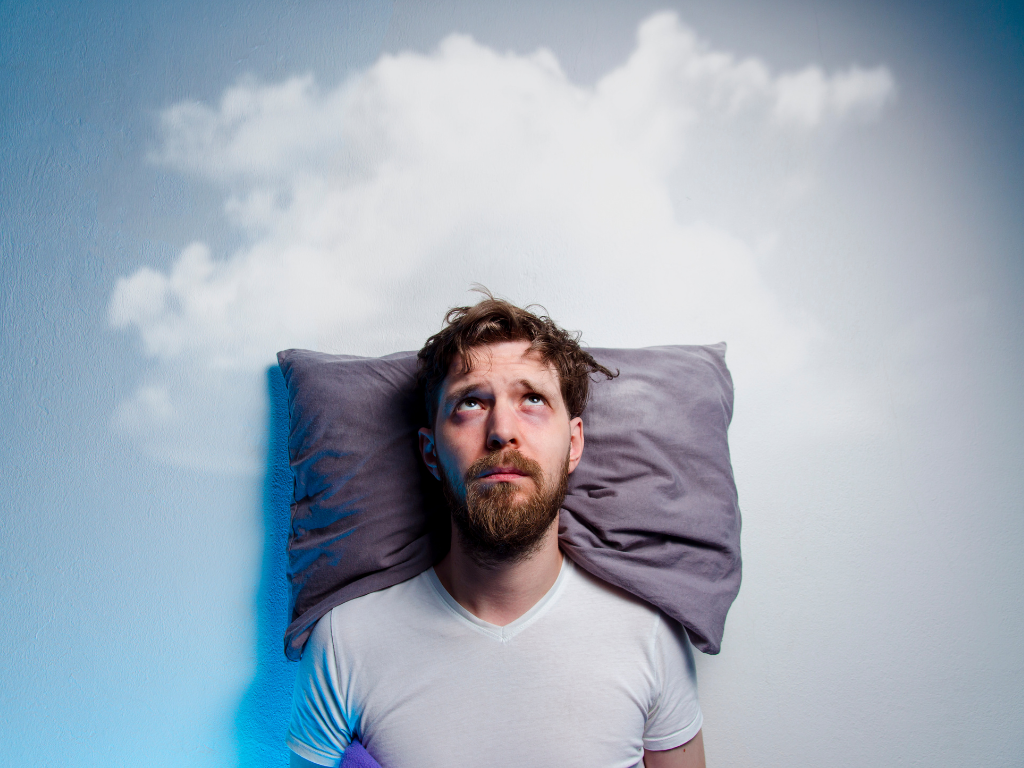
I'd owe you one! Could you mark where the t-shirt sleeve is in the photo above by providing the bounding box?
[287,612,352,766]
[642,615,703,752]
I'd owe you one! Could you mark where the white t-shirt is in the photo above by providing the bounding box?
[288,556,702,768]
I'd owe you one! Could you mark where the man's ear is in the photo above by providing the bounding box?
[567,416,584,474]
[418,427,441,481]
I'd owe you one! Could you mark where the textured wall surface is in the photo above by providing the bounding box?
[2,1,1022,766]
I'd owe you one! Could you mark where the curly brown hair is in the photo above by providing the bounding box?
[417,290,617,425]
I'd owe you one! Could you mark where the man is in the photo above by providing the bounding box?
[288,296,706,767]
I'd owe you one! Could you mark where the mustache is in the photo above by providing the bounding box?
[465,449,543,484]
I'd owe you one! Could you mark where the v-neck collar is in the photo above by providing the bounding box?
[426,556,574,642]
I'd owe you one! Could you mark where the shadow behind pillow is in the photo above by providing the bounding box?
[278,345,741,661]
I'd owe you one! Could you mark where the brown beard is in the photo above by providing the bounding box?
[439,448,570,567]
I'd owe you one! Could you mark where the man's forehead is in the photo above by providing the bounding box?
[444,340,559,386]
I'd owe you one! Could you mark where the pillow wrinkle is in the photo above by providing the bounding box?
[295,519,359,545]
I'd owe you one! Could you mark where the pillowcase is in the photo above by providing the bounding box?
[278,344,741,661]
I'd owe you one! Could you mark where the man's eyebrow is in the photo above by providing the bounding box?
[442,384,480,411]
[516,378,558,396]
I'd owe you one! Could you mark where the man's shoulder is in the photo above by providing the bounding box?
[561,557,667,633]
[321,567,438,632]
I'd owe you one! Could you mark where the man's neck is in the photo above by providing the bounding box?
[433,520,563,627]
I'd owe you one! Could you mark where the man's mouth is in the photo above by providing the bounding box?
[477,467,530,482]
[465,449,543,489]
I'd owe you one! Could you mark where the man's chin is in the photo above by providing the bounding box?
[470,478,538,502]
[455,491,558,566]
[439,456,568,567]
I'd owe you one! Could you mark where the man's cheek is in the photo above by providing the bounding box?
[444,463,469,500]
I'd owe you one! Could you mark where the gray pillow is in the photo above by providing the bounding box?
[278,345,741,661]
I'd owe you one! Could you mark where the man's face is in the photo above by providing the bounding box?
[418,340,584,564]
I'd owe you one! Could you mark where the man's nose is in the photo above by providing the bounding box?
[486,399,519,451]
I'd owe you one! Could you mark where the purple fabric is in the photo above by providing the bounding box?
[339,740,382,768]
[278,344,741,661]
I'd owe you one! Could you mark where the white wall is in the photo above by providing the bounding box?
[2,1,1022,766]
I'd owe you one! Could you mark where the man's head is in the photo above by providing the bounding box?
[417,294,615,566]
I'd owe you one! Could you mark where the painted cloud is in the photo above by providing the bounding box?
[110,12,895,472]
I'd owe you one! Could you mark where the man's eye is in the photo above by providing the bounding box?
[456,398,482,411]
[525,394,545,405]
